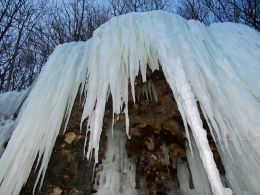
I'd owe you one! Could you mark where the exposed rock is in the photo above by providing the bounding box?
[145,137,155,151]
[21,69,224,195]
[49,187,62,195]
[64,132,77,144]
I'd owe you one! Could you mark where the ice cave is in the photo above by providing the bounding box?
[0,11,260,195]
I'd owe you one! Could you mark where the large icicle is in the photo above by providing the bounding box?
[185,134,214,194]
[0,11,259,195]
[0,42,89,195]
[93,128,137,195]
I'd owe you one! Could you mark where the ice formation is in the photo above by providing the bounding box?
[0,89,29,117]
[0,11,259,195]
[136,78,159,102]
[177,134,213,194]
[0,90,29,156]
[94,128,137,195]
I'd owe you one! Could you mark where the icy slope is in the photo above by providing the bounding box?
[0,11,259,195]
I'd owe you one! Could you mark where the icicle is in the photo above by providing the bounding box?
[0,42,89,195]
[161,57,230,195]
[0,11,259,195]
[93,128,137,195]
[177,160,192,192]
[185,134,213,194]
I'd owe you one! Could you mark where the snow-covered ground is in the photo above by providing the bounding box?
[0,11,259,195]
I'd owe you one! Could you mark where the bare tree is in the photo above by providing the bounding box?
[108,0,174,16]
[0,0,46,91]
[177,0,210,23]
[177,0,259,30]
[46,0,110,43]
[233,0,260,30]
[0,0,110,92]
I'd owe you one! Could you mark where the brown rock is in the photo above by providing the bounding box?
[64,132,77,144]
[145,137,155,151]
[49,186,62,195]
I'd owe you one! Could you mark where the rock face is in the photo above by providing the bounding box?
[21,69,223,195]
[125,70,187,194]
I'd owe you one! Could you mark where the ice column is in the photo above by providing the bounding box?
[94,128,137,195]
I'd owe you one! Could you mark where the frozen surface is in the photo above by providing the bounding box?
[94,128,137,195]
[0,118,14,157]
[0,90,29,157]
[0,89,28,117]
[176,135,213,195]
[0,11,259,195]
[176,135,229,195]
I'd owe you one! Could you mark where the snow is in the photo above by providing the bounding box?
[0,10,259,195]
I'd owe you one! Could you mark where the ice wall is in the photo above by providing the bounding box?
[94,128,137,195]
[0,11,259,195]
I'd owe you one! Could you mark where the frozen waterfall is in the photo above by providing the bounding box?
[0,11,259,195]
